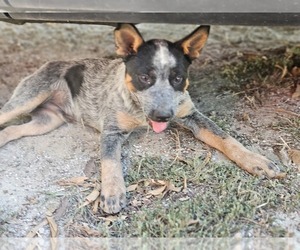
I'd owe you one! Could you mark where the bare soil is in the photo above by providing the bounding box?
[0,22,299,238]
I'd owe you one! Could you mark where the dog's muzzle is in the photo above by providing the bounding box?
[148,109,174,133]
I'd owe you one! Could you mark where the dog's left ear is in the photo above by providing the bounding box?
[175,25,210,60]
[114,24,144,56]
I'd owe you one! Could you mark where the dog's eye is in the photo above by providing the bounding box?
[138,74,152,85]
[172,75,183,85]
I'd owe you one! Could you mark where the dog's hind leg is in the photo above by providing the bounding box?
[0,90,51,126]
[0,61,65,126]
[0,105,65,147]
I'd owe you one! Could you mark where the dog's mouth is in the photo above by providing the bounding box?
[149,120,169,133]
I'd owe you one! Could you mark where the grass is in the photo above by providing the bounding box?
[68,154,300,238]
[220,45,300,93]
[271,117,300,140]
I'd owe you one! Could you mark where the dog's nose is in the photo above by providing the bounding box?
[149,109,174,122]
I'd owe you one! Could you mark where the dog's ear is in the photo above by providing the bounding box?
[114,24,144,56]
[175,25,210,60]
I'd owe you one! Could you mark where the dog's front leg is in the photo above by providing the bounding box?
[175,105,285,179]
[99,130,127,214]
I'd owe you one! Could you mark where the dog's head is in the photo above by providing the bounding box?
[114,24,209,133]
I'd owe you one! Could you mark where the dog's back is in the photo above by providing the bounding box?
[1,57,141,131]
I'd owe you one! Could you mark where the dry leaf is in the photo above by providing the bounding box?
[153,180,167,185]
[166,182,182,193]
[99,215,118,226]
[141,197,151,205]
[277,147,291,166]
[84,189,100,203]
[92,197,100,213]
[242,112,251,123]
[46,215,58,237]
[127,184,138,192]
[102,215,118,222]
[203,151,212,165]
[147,179,166,186]
[26,219,48,238]
[79,188,100,208]
[148,185,166,196]
[57,176,88,186]
[144,180,151,187]
[162,181,181,197]
[289,149,300,167]
[73,225,103,237]
[129,179,183,197]
[131,198,142,207]
[99,215,127,221]
[145,194,152,199]
[281,65,288,79]
[186,219,199,226]
[292,83,300,99]
[81,226,102,237]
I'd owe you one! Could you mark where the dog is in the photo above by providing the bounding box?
[0,24,285,214]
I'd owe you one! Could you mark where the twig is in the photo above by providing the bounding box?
[232,87,260,96]
[279,137,291,150]
[273,108,300,118]
[169,129,183,166]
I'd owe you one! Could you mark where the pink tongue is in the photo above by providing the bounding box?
[150,121,168,133]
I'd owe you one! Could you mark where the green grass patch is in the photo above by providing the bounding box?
[76,155,300,237]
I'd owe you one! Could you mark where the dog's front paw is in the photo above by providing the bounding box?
[240,151,286,179]
[100,179,126,214]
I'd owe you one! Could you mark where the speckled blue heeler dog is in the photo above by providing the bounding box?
[0,24,285,213]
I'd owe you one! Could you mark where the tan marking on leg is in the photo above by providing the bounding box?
[0,109,64,148]
[100,159,126,214]
[175,98,194,118]
[125,73,137,92]
[116,111,145,131]
[0,92,50,126]
[196,129,285,179]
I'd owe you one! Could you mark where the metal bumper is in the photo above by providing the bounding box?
[1,0,300,25]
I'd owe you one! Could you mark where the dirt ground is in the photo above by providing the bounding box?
[0,22,299,240]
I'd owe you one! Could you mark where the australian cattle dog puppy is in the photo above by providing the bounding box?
[0,24,285,213]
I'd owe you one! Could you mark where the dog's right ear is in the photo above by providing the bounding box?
[114,24,144,57]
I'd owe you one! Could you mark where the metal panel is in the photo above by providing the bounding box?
[2,0,300,12]
[0,0,300,25]
[4,12,300,26]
